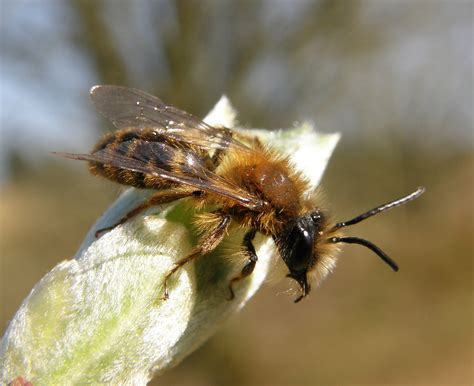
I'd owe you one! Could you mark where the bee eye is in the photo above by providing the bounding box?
[287,224,314,272]
[278,213,318,275]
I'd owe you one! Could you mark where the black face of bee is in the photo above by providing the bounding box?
[277,211,324,301]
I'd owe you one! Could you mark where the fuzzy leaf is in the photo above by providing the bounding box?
[0,97,339,385]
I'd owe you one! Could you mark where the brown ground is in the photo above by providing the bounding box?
[1,149,472,385]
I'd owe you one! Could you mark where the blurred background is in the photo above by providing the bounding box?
[1,1,472,385]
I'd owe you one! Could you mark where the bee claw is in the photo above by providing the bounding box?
[162,277,171,301]
[226,286,235,301]
[161,284,170,301]
[94,227,112,238]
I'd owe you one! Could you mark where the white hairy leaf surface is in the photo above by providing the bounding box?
[0,97,340,385]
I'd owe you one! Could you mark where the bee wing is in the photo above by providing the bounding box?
[55,142,264,210]
[90,85,248,151]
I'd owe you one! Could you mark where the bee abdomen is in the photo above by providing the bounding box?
[89,131,175,189]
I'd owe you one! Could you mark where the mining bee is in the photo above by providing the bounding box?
[57,85,425,302]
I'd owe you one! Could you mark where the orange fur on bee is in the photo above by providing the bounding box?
[208,144,311,234]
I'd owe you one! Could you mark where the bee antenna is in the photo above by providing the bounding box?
[330,236,399,272]
[332,187,425,230]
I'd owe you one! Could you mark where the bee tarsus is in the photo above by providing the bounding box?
[162,213,231,300]
[228,229,258,301]
[94,188,196,238]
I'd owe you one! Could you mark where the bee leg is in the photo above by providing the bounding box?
[228,229,258,300]
[210,148,226,167]
[94,189,195,237]
[210,128,233,166]
[162,213,231,300]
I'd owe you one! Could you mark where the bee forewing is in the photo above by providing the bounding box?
[90,85,248,151]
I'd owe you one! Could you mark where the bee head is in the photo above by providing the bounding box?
[277,210,327,303]
[277,187,425,303]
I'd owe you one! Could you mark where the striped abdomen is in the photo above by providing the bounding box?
[89,128,212,189]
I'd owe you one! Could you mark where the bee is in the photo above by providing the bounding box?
[57,85,425,302]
